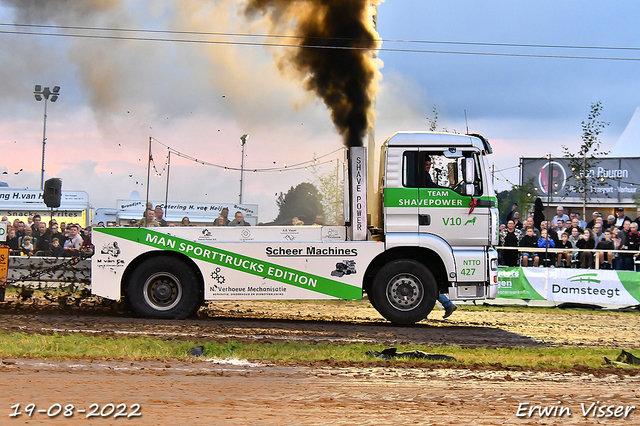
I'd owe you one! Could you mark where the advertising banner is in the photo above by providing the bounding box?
[497,268,546,300]
[497,267,640,305]
[520,157,640,203]
[0,189,91,226]
[0,246,9,298]
[115,200,259,224]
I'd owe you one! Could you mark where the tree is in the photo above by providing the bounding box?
[497,178,536,223]
[561,101,609,218]
[425,106,458,185]
[274,182,324,225]
[311,160,345,226]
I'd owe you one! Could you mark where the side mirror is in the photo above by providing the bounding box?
[464,158,475,184]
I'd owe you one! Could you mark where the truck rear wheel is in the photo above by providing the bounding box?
[370,260,437,325]
[127,256,201,319]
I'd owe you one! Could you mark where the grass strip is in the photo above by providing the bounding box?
[0,331,638,371]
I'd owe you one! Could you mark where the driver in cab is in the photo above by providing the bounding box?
[424,155,446,189]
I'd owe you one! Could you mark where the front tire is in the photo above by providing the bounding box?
[370,260,437,325]
[127,256,201,319]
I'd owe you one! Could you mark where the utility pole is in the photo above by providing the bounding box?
[239,134,249,204]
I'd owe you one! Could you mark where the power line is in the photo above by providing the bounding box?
[150,137,344,174]
[4,22,640,52]
[2,23,640,61]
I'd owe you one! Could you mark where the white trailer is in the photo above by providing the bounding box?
[92,132,499,325]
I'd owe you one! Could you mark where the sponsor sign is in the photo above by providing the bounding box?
[0,246,9,289]
[0,189,89,205]
[520,157,640,202]
[383,187,496,209]
[0,190,91,227]
[349,147,367,241]
[151,226,345,244]
[497,268,546,300]
[0,221,6,242]
[116,200,258,223]
[497,267,640,305]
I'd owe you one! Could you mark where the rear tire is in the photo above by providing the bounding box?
[370,260,437,325]
[127,256,201,319]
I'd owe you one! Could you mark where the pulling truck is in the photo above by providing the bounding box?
[92,132,499,325]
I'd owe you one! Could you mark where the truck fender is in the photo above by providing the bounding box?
[385,232,456,279]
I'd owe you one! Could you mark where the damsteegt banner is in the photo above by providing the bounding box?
[497,267,640,305]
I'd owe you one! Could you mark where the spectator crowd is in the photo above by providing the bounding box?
[1,214,94,258]
[499,205,640,270]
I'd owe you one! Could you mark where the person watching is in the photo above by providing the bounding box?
[49,223,64,245]
[615,207,631,228]
[154,206,168,227]
[139,209,159,227]
[627,222,640,271]
[34,222,51,254]
[538,229,555,267]
[591,223,604,244]
[552,206,570,227]
[31,214,43,237]
[556,218,567,235]
[611,228,624,270]
[63,224,83,256]
[20,236,34,256]
[597,230,615,269]
[619,220,633,270]
[228,211,250,226]
[49,237,64,257]
[6,228,20,253]
[16,221,26,238]
[520,226,539,267]
[499,220,521,267]
[219,207,230,226]
[576,229,596,268]
[19,226,36,249]
[557,232,573,268]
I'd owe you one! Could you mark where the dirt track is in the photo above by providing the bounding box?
[1,298,638,348]
[2,358,639,425]
[1,299,640,424]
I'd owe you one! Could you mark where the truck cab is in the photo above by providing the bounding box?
[362,132,499,320]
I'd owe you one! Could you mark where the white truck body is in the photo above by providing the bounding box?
[92,132,499,324]
[93,226,382,302]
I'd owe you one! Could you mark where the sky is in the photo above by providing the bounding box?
[1,0,639,222]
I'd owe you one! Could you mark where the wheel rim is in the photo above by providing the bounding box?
[386,273,424,311]
[143,272,183,311]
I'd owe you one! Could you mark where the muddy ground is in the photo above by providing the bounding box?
[1,297,639,424]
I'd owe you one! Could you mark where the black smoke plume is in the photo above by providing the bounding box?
[245,0,381,147]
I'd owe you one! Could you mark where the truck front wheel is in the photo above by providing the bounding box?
[127,256,201,319]
[370,260,437,325]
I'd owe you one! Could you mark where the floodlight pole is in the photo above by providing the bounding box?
[239,134,249,204]
[34,85,60,190]
[40,99,48,190]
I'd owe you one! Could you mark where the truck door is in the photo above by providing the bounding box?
[416,150,492,247]
[383,147,419,234]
